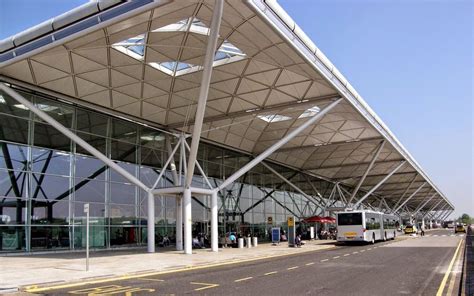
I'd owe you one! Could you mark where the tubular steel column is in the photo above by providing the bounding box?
[352,161,406,209]
[184,0,224,188]
[262,162,324,209]
[347,140,385,206]
[166,135,183,251]
[176,198,183,251]
[217,98,343,191]
[183,188,192,254]
[392,182,426,214]
[211,191,218,252]
[422,199,443,218]
[0,84,149,192]
[147,191,155,253]
[412,193,437,216]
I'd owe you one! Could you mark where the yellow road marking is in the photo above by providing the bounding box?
[24,244,339,293]
[68,285,155,295]
[287,266,299,270]
[333,256,340,259]
[234,277,253,282]
[305,262,315,266]
[320,259,329,262]
[264,271,278,276]
[136,278,164,282]
[343,254,350,256]
[436,239,463,296]
[190,282,219,291]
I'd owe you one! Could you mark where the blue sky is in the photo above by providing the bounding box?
[279,0,473,219]
[0,0,472,219]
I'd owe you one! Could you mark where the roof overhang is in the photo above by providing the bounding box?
[0,0,453,212]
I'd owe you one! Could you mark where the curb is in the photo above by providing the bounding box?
[461,229,473,296]
[0,288,19,294]
[20,243,338,293]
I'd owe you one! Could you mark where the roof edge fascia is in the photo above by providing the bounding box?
[247,0,452,209]
[0,0,172,69]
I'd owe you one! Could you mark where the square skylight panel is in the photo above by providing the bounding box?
[298,106,321,119]
[257,114,292,123]
[111,18,246,77]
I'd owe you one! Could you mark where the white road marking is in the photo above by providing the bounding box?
[234,277,253,282]
[352,251,359,254]
[343,254,350,257]
[321,259,329,262]
[333,256,340,259]
[305,262,315,266]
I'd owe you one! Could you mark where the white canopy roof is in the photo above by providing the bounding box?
[0,0,453,213]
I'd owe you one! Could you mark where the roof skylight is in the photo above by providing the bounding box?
[298,106,320,119]
[112,18,246,77]
[257,114,292,123]
[148,61,202,76]
[112,34,145,60]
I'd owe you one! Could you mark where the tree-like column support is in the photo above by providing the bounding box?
[211,191,218,252]
[183,188,192,254]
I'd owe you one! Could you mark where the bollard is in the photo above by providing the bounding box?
[238,238,244,248]
[246,237,252,248]
[252,237,258,247]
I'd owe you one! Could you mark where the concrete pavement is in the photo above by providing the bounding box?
[25,229,464,295]
[0,238,336,293]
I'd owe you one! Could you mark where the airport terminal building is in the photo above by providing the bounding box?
[0,0,453,254]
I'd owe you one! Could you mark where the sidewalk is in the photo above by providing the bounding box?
[0,240,336,292]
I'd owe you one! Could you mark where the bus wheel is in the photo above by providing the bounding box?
[371,234,375,244]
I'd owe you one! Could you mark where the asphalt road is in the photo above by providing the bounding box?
[36,229,463,296]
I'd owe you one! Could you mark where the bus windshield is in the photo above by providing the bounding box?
[338,213,363,225]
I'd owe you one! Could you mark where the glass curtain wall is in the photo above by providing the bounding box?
[0,84,330,253]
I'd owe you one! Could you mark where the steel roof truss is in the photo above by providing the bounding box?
[347,140,385,206]
[352,161,406,209]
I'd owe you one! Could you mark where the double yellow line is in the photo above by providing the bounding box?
[436,238,463,296]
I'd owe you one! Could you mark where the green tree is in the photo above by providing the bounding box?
[459,213,471,224]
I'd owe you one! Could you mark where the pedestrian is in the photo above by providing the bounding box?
[295,234,302,247]
[420,225,425,237]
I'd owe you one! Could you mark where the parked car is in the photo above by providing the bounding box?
[455,224,466,233]
[404,224,417,234]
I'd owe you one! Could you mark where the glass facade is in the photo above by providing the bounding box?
[0,84,338,253]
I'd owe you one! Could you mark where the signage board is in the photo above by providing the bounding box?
[287,216,295,247]
[287,216,294,227]
[271,227,280,244]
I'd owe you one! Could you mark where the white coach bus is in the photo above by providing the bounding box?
[336,210,399,244]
